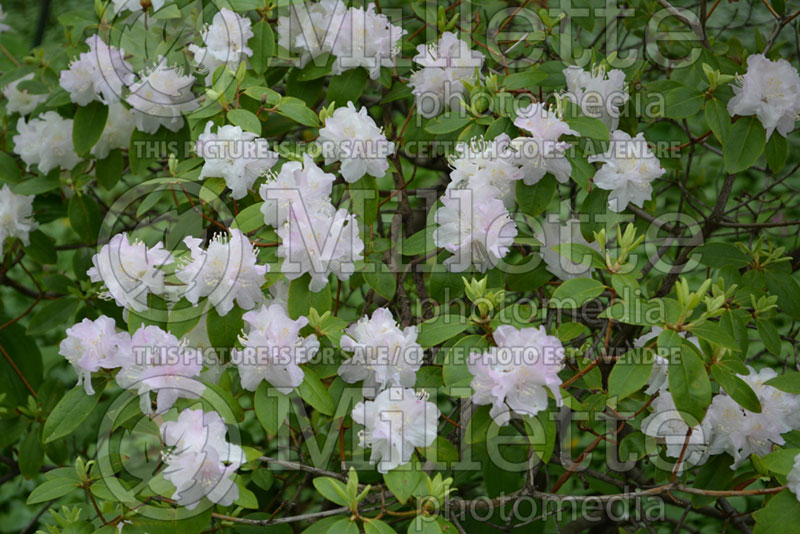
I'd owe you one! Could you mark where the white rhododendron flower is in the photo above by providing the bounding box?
[788,453,800,500]
[535,215,598,281]
[88,233,174,312]
[740,366,800,430]
[728,53,800,139]
[116,325,204,414]
[259,153,335,227]
[13,111,80,173]
[160,408,243,509]
[330,3,405,79]
[195,121,278,199]
[640,392,711,470]
[91,102,135,159]
[563,64,628,131]
[704,366,800,469]
[434,189,517,272]
[177,229,268,317]
[233,303,319,393]
[339,308,424,397]
[59,36,134,105]
[58,316,131,395]
[189,8,254,84]
[277,206,365,292]
[408,31,483,118]
[2,73,48,115]
[589,130,665,212]
[447,134,523,208]
[511,103,578,185]
[0,184,38,249]
[468,325,565,425]
[276,0,349,68]
[126,58,198,133]
[318,102,394,182]
[352,387,440,473]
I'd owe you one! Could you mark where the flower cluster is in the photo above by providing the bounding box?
[59,35,134,106]
[177,229,269,317]
[468,325,565,425]
[13,111,80,173]
[408,31,484,118]
[728,53,800,139]
[0,184,37,250]
[195,121,278,199]
[338,308,424,397]
[352,388,440,473]
[590,130,665,212]
[277,0,405,80]
[2,73,48,116]
[563,64,628,131]
[160,408,243,509]
[126,58,198,134]
[318,102,394,183]
[189,8,254,85]
[511,103,578,185]
[233,302,319,393]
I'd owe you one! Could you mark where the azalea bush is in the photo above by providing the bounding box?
[1,0,800,533]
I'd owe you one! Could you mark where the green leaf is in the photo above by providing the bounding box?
[68,194,102,243]
[43,382,106,443]
[298,367,334,416]
[27,477,80,504]
[19,427,43,479]
[765,130,787,173]
[417,314,470,348]
[710,365,761,413]
[502,69,546,90]
[363,261,396,300]
[96,149,123,190]
[400,227,434,256]
[688,321,741,351]
[0,150,21,184]
[288,275,332,319]
[757,318,781,356]
[565,116,609,141]
[550,277,605,307]
[420,436,459,463]
[227,109,262,135]
[664,86,705,119]
[250,21,274,74]
[724,116,766,173]
[301,516,347,534]
[277,97,320,127]
[516,175,556,217]
[753,490,800,534]
[254,382,290,435]
[24,230,57,264]
[698,242,749,269]
[661,330,711,426]
[27,297,79,335]
[206,304,244,350]
[350,175,378,226]
[704,97,731,144]
[312,477,351,506]
[608,349,654,400]
[425,115,473,134]
[765,271,800,319]
[364,519,398,534]
[761,448,800,476]
[691,454,734,507]
[328,68,368,107]
[72,101,108,155]
[765,372,800,394]
[384,466,422,505]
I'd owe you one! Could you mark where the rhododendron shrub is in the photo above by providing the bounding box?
[1,2,800,534]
